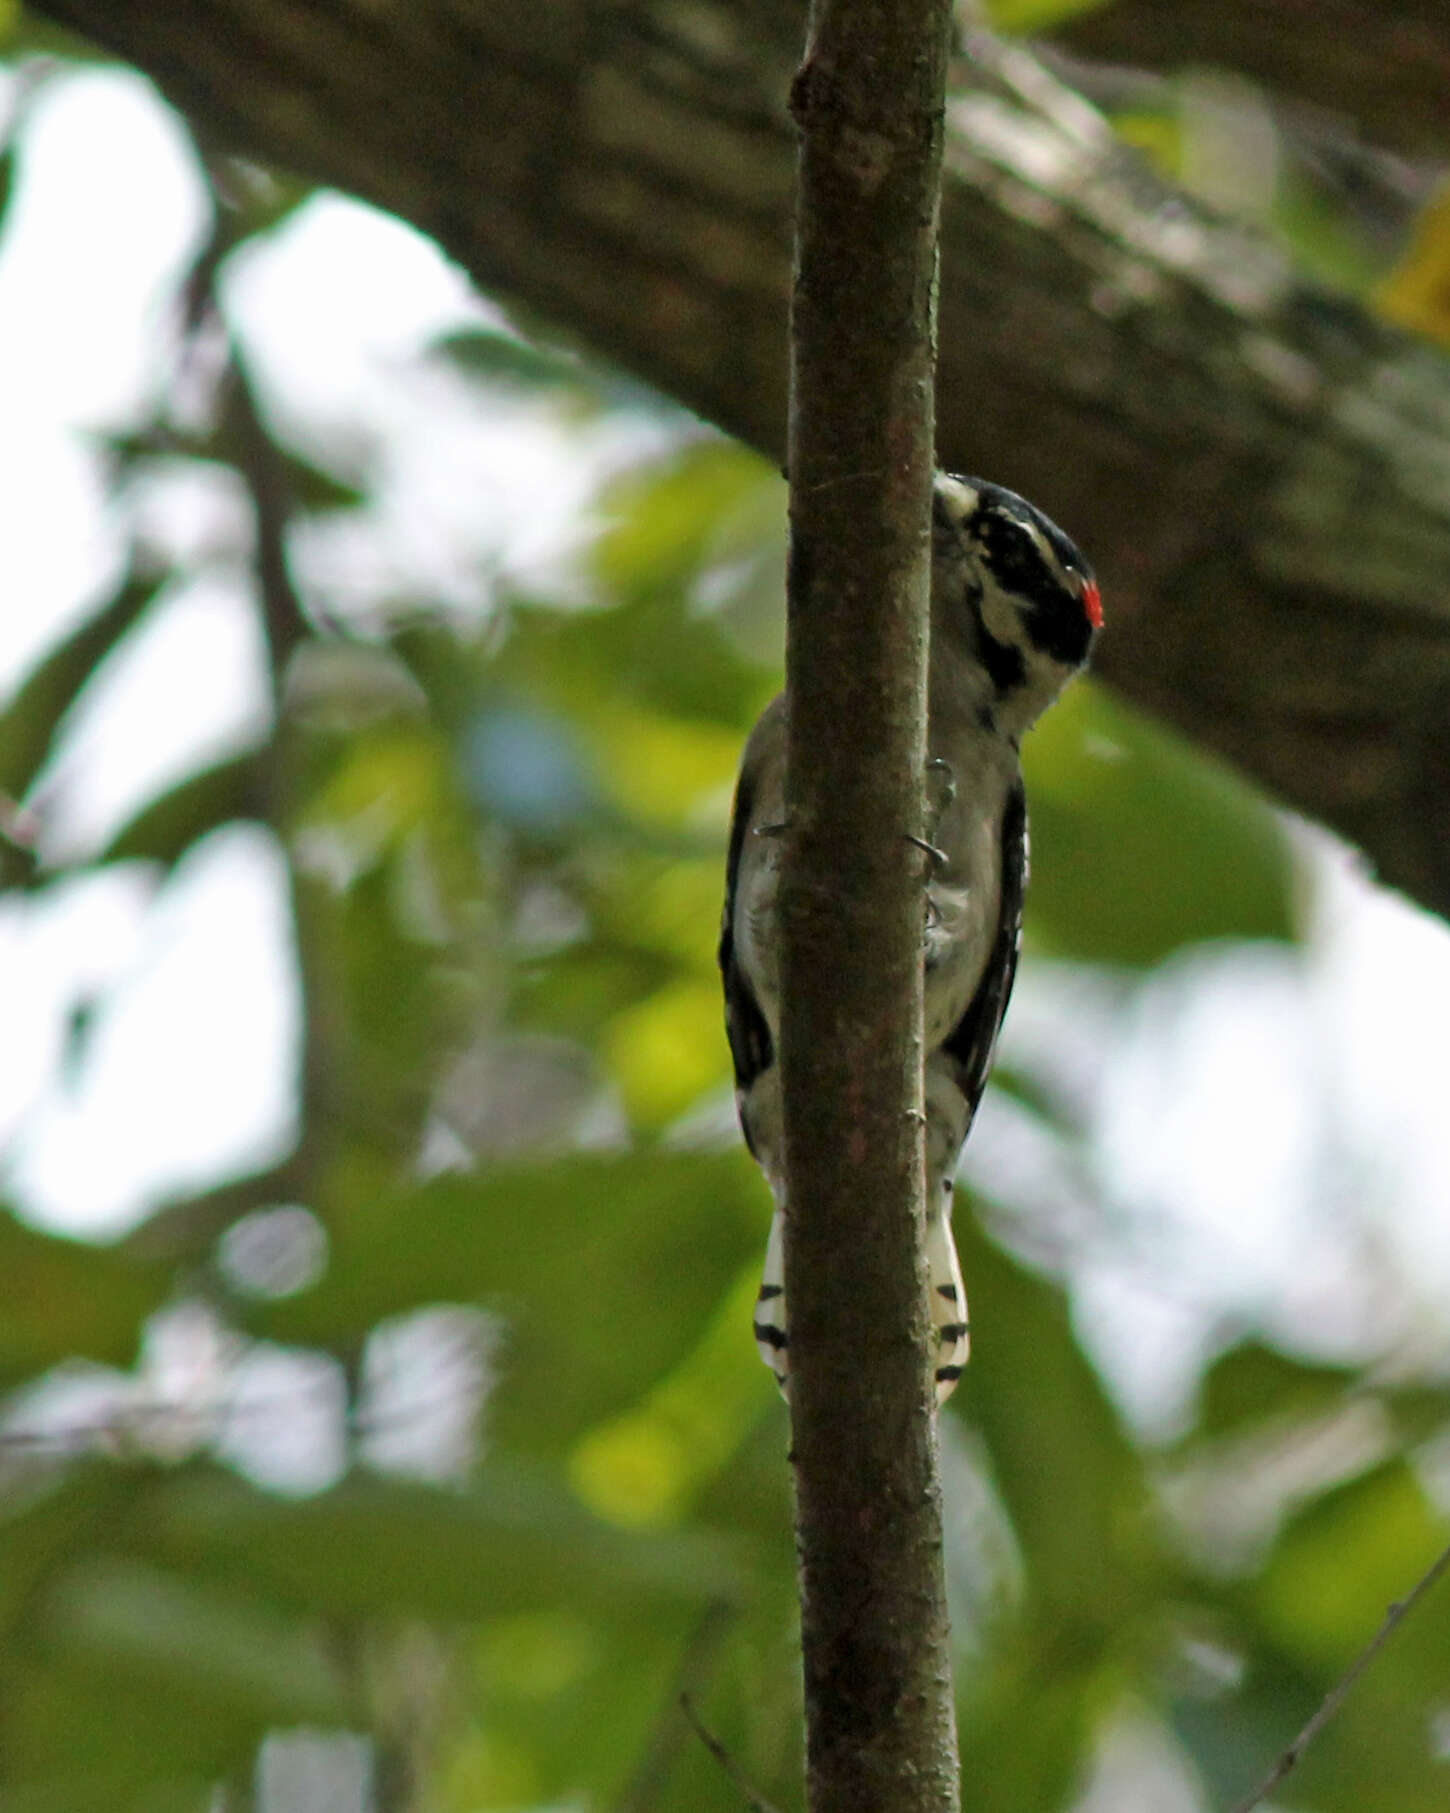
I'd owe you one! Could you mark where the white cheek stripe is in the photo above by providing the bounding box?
[979,582,1030,652]
[935,474,979,519]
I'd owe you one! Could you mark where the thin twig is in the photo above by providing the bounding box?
[1229,1534,1450,1812]
[612,1603,735,1813]
[678,1694,783,1813]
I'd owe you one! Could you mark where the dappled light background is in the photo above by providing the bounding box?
[5,30,1450,1813]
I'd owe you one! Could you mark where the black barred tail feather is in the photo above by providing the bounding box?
[752,1198,970,1404]
[753,1209,789,1389]
[928,1187,970,1402]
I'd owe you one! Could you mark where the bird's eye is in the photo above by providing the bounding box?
[981,516,1037,584]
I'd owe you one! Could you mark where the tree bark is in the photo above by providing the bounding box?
[28,0,1450,926]
[781,0,959,1806]
[1052,0,1450,163]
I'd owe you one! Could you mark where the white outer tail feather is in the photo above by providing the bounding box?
[753,1196,971,1406]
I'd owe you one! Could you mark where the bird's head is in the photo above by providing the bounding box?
[932,472,1101,736]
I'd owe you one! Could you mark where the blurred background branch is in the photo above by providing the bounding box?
[5,1,1450,1810]
[22,0,1450,923]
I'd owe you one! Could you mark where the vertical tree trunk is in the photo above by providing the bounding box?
[780,1,961,1808]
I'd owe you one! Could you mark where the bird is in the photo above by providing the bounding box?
[718,472,1101,1403]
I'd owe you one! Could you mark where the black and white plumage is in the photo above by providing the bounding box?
[719,473,1101,1403]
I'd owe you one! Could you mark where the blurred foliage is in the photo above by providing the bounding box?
[1022,682,1293,965]
[1,18,1449,1813]
[984,0,1101,32]
[1380,182,1450,347]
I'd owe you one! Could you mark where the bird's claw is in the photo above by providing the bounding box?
[905,832,950,870]
[924,757,957,844]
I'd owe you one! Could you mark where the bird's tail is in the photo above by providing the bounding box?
[752,1190,970,1404]
[753,1209,789,1391]
[929,1181,969,1401]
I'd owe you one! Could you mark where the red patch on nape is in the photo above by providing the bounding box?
[1081,580,1103,631]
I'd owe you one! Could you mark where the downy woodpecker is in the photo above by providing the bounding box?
[719,473,1101,1402]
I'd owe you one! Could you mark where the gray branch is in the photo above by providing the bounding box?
[28,0,1450,923]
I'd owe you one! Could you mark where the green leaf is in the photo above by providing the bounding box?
[1222,1463,1450,1810]
[984,0,1106,30]
[0,1468,140,1641]
[1253,1461,1445,1673]
[433,327,590,396]
[1022,680,1295,965]
[214,164,315,240]
[1194,1339,1450,1454]
[294,854,453,1154]
[467,1608,724,1811]
[260,1152,764,1455]
[0,1206,169,1385]
[1173,1664,1318,1811]
[1,13,104,58]
[0,1663,245,1813]
[954,1216,1159,1625]
[280,448,367,514]
[1196,1340,1357,1440]
[98,754,266,869]
[0,575,161,800]
[592,440,782,613]
[495,580,767,743]
[462,1569,801,1811]
[141,1461,745,1622]
[958,1642,1101,1813]
[568,1268,779,1527]
[41,1556,348,1724]
[0,1464,357,1805]
[432,324,675,418]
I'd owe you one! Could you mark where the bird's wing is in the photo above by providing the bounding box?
[718,759,775,1119]
[937,776,1027,1129]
